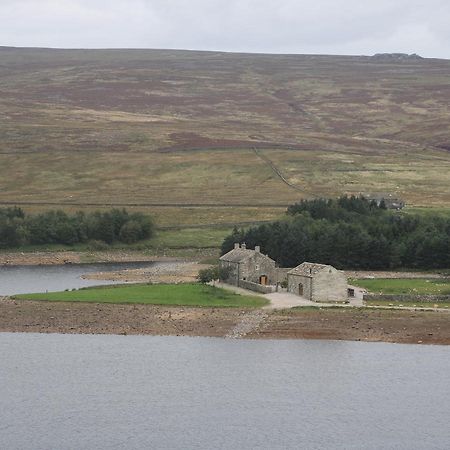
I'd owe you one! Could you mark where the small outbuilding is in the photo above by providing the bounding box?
[219,243,277,287]
[287,262,347,303]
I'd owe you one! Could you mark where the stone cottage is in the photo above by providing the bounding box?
[287,262,347,303]
[219,243,277,288]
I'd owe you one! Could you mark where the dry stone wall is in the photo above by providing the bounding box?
[238,280,275,294]
[364,294,450,303]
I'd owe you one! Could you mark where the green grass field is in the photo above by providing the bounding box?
[352,278,450,295]
[14,283,268,308]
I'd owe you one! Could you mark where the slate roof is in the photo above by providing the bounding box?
[220,248,274,263]
[287,262,334,277]
[219,248,255,263]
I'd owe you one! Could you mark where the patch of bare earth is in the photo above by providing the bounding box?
[0,298,247,337]
[250,308,450,345]
[83,262,210,284]
[1,299,449,345]
[0,251,176,266]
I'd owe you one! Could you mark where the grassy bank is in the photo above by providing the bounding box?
[352,278,450,295]
[14,283,268,308]
[0,227,228,261]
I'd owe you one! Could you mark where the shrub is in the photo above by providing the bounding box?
[197,267,219,284]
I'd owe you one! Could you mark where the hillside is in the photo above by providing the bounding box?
[1,47,450,228]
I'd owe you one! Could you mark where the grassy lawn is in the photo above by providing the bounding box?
[351,278,450,295]
[14,283,269,308]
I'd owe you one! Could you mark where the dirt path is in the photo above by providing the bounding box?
[225,310,269,339]
[252,147,313,196]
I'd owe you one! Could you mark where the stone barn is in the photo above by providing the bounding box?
[219,243,277,287]
[287,262,347,303]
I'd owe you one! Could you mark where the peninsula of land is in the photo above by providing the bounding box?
[1,297,449,345]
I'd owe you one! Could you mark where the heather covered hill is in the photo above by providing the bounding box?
[1,48,449,225]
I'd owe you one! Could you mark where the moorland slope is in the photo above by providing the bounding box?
[1,48,449,227]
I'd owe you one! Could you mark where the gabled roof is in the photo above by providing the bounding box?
[219,248,255,263]
[287,262,335,277]
[219,247,275,264]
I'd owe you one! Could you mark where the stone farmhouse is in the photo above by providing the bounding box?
[287,262,347,303]
[219,243,277,293]
[220,244,348,300]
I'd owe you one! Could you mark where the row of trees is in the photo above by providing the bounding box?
[0,207,154,248]
[221,196,450,270]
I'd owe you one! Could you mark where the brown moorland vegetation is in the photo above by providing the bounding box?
[1,47,450,230]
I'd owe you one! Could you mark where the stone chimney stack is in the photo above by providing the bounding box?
[234,243,240,249]
[241,243,246,249]
[255,246,260,253]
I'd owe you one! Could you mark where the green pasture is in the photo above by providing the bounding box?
[352,278,450,295]
[14,283,268,308]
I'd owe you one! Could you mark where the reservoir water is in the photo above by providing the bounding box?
[1,333,449,449]
[0,261,160,295]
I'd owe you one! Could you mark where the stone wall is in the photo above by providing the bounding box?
[238,279,275,294]
[287,268,347,302]
[312,269,348,303]
[364,294,450,303]
[276,268,292,284]
[219,260,239,285]
[239,253,277,285]
[287,274,312,299]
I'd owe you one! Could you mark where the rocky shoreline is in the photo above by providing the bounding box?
[1,298,449,345]
[81,261,210,284]
[0,250,177,266]
[1,250,449,345]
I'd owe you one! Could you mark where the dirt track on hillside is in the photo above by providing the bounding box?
[1,298,449,345]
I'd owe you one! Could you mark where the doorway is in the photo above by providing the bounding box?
[259,275,268,285]
[298,283,304,296]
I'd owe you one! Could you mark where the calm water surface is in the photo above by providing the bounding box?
[0,333,449,450]
[0,262,162,295]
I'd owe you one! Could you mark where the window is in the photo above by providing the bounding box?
[255,264,259,271]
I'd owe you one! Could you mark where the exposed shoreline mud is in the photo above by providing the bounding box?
[1,298,449,345]
[0,250,179,266]
[81,261,210,284]
[1,251,449,345]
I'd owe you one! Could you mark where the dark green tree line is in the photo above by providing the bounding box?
[221,196,450,270]
[0,207,154,248]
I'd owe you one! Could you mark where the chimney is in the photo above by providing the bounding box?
[234,243,240,249]
[241,243,246,249]
[255,246,260,253]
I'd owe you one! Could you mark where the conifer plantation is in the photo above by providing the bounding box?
[222,197,450,270]
[0,207,154,248]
